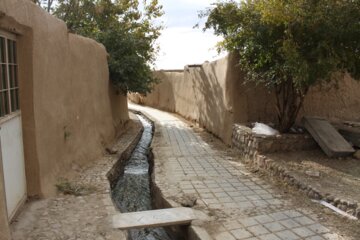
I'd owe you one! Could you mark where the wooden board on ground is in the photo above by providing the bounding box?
[332,122,360,148]
[302,117,355,157]
[112,207,196,230]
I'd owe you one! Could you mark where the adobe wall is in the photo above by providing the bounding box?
[0,0,129,204]
[130,55,240,144]
[129,54,360,145]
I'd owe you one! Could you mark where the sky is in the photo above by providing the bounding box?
[154,0,227,70]
[49,0,226,70]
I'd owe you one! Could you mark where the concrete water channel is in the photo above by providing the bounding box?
[111,114,172,240]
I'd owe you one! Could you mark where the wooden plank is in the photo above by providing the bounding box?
[112,207,196,230]
[302,117,355,157]
[332,123,360,148]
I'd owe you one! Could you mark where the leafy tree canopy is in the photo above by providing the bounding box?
[54,0,163,94]
[202,0,360,132]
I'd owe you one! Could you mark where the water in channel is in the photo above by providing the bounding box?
[111,114,171,240]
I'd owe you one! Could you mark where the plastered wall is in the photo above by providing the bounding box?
[130,54,240,144]
[0,0,128,207]
[129,54,360,145]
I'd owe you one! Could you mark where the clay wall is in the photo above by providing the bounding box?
[130,54,360,145]
[0,1,129,233]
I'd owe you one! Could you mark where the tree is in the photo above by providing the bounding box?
[34,0,55,12]
[54,0,163,94]
[202,0,360,132]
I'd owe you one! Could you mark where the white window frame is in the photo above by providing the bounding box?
[0,30,20,121]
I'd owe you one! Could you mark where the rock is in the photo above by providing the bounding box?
[325,195,335,202]
[347,209,355,216]
[355,208,360,218]
[305,170,320,177]
[339,204,347,211]
[180,196,197,207]
[105,147,117,154]
[354,150,360,160]
[348,202,358,209]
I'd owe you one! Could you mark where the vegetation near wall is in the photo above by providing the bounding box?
[129,54,360,145]
[202,0,360,132]
[0,0,129,197]
[51,0,163,95]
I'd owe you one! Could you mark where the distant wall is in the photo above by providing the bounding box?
[129,54,360,145]
[0,0,129,201]
[130,55,239,144]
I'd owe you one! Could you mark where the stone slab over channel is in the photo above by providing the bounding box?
[129,103,355,240]
[112,207,196,229]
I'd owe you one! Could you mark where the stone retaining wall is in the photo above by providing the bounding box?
[232,124,317,160]
[232,123,360,219]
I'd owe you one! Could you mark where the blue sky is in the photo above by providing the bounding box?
[154,0,226,69]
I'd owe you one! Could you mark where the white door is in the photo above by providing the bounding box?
[1,115,26,219]
[0,31,26,220]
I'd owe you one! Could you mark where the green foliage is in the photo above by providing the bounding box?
[203,0,360,132]
[54,0,163,94]
[34,0,55,12]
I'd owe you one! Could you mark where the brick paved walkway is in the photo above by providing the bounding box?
[130,103,349,240]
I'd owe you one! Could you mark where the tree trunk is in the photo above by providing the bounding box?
[274,80,306,133]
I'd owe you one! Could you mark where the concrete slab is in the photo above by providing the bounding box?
[112,207,196,230]
[303,117,355,157]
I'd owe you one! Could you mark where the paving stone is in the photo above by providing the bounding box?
[263,222,286,232]
[283,210,303,218]
[306,236,326,240]
[237,202,254,208]
[224,221,243,230]
[214,192,229,198]
[224,203,239,208]
[202,198,219,204]
[230,228,253,239]
[269,212,289,221]
[293,216,315,225]
[259,233,282,240]
[238,218,258,227]
[254,215,274,224]
[275,230,300,240]
[227,191,243,197]
[233,196,247,202]
[308,224,330,234]
[218,197,233,203]
[292,227,316,238]
[247,225,270,235]
[216,231,236,240]
[279,219,301,229]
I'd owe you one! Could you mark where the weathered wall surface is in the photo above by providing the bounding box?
[301,74,360,122]
[0,0,129,204]
[130,55,240,144]
[129,54,360,145]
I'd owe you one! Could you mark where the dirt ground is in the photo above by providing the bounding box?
[267,150,360,204]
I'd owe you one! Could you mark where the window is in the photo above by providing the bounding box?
[0,32,19,118]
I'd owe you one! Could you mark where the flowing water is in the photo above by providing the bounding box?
[111,114,171,240]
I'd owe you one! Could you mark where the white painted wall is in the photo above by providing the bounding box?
[1,114,26,219]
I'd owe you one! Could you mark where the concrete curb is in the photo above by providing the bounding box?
[106,115,144,188]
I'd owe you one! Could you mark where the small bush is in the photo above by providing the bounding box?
[56,179,97,196]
